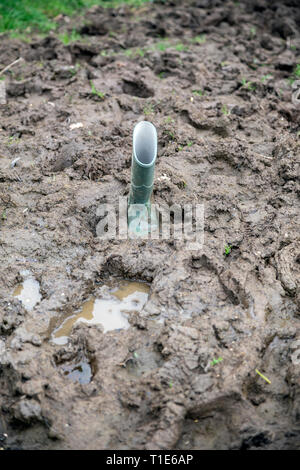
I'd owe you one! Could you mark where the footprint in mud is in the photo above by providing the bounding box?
[51,281,150,345]
[13,273,41,311]
[123,348,163,378]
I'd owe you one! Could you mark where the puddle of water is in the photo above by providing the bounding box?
[13,278,41,311]
[60,360,92,385]
[51,281,150,345]
[112,280,150,301]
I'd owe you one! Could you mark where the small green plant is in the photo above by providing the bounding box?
[167,130,175,140]
[261,74,273,83]
[90,81,105,99]
[123,47,146,58]
[7,136,20,145]
[9,30,33,42]
[221,104,230,116]
[2,209,7,220]
[211,357,223,366]
[177,142,194,151]
[165,116,174,124]
[241,78,255,91]
[156,43,166,51]
[175,43,188,52]
[192,89,204,97]
[143,103,154,115]
[136,48,145,57]
[250,26,256,37]
[224,244,232,256]
[69,63,80,76]
[168,380,173,388]
[192,35,206,44]
[294,64,300,77]
[124,48,133,58]
[155,40,170,52]
[58,29,81,45]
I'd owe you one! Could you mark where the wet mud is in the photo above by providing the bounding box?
[0,0,299,450]
[51,280,149,344]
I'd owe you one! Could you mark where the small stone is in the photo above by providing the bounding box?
[13,399,42,424]
[191,374,213,394]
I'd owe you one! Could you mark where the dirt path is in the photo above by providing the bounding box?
[0,0,299,450]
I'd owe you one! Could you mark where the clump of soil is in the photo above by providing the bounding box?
[0,0,299,450]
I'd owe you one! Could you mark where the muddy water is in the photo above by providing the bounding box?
[51,281,150,345]
[60,360,92,385]
[13,278,41,311]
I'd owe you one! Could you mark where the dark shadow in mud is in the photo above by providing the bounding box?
[122,78,154,98]
[54,347,97,386]
[68,43,99,63]
[176,394,271,450]
[177,408,273,450]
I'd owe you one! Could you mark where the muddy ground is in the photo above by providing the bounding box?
[0,0,299,450]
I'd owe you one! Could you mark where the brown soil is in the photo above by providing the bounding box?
[0,0,299,450]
